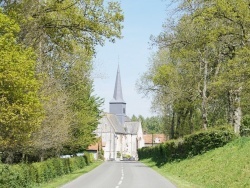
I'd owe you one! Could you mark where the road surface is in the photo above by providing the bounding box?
[61,161,177,188]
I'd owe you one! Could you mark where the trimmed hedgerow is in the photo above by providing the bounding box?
[0,155,91,188]
[83,151,94,165]
[138,127,236,164]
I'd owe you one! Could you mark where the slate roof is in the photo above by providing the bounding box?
[106,113,125,134]
[110,65,126,103]
[124,116,131,122]
[124,121,141,135]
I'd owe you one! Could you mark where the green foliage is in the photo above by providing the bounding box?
[83,152,94,165]
[138,127,236,164]
[0,0,123,160]
[0,11,43,155]
[138,0,250,137]
[241,115,250,136]
[65,57,104,153]
[131,115,165,134]
[1,0,124,53]
[0,156,88,188]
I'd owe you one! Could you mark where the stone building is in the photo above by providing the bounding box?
[93,66,144,160]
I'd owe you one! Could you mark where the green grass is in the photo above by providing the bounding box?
[142,137,250,188]
[36,161,103,188]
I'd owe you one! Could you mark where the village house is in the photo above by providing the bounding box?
[143,134,167,147]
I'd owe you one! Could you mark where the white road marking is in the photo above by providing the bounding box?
[115,163,125,188]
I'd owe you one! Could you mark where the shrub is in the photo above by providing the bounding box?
[0,156,88,187]
[241,115,250,136]
[83,152,93,165]
[138,127,236,164]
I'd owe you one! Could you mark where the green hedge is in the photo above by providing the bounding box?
[0,156,90,188]
[138,127,236,164]
[241,115,250,136]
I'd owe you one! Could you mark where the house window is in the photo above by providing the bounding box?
[123,108,125,114]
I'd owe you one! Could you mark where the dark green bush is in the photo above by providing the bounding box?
[138,127,236,164]
[0,156,88,188]
[241,115,250,136]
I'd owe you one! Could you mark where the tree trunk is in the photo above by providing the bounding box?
[5,151,14,164]
[40,150,45,162]
[189,108,194,134]
[170,111,175,139]
[202,60,208,130]
[228,90,234,125]
[232,87,242,134]
[176,113,181,138]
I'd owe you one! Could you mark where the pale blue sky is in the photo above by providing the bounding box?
[93,0,172,118]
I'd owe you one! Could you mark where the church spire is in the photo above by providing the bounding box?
[109,65,126,125]
[111,65,125,103]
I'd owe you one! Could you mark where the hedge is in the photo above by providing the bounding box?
[0,153,92,188]
[138,127,236,165]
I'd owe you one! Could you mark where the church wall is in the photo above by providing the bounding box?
[95,116,118,160]
[137,123,145,149]
[115,134,124,160]
[101,131,117,160]
[123,134,138,158]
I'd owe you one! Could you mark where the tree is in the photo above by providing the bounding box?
[31,77,72,161]
[0,0,124,158]
[63,49,103,153]
[0,11,43,163]
[1,0,124,57]
[210,0,250,134]
[139,0,250,138]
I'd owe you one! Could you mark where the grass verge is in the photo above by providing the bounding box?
[142,137,250,188]
[36,161,103,188]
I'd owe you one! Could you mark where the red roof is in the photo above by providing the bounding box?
[87,143,99,151]
[143,134,167,144]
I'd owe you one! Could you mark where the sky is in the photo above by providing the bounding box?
[93,0,171,118]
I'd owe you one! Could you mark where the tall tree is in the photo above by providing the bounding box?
[0,11,43,163]
[63,48,103,153]
[31,77,72,161]
[139,0,250,137]
[0,0,124,157]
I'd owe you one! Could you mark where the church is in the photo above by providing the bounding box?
[92,66,145,160]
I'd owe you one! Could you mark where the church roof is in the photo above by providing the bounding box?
[110,65,126,103]
[106,113,125,134]
[124,116,131,122]
[124,121,141,135]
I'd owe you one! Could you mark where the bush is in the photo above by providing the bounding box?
[83,152,94,165]
[241,115,250,136]
[0,156,88,188]
[138,127,236,164]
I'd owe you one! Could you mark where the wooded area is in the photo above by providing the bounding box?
[138,0,250,139]
[0,0,123,164]
[2,0,250,164]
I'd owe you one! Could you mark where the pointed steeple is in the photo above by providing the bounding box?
[109,65,126,125]
[110,65,125,103]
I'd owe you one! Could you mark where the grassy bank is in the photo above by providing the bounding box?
[37,161,103,188]
[142,137,250,188]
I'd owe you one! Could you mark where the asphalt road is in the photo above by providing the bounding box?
[61,161,177,188]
